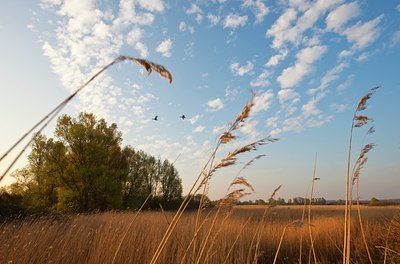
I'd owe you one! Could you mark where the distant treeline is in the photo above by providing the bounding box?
[235,197,400,206]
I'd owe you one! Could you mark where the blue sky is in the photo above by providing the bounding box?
[0,0,399,201]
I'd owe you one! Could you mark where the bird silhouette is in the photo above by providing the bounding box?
[152,115,158,121]
[180,115,186,120]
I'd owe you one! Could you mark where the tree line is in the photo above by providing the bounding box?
[3,113,183,213]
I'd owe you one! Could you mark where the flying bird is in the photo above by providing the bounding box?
[180,115,186,120]
[152,115,158,121]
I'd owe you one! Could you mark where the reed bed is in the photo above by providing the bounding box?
[1,206,399,264]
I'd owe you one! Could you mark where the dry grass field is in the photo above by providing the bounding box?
[1,205,399,264]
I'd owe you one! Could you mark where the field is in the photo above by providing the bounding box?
[1,205,399,264]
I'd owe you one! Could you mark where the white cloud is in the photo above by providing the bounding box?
[266,116,279,129]
[308,62,349,94]
[356,52,369,62]
[225,86,239,101]
[196,14,204,24]
[242,0,269,24]
[250,70,271,87]
[306,115,333,128]
[326,2,360,32]
[230,61,254,76]
[301,97,321,117]
[179,21,187,32]
[390,30,400,47]
[188,26,195,34]
[155,38,173,57]
[270,128,282,136]
[206,98,224,112]
[240,119,259,138]
[343,15,384,50]
[266,8,297,49]
[117,0,155,25]
[288,0,311,11]
[186,4,202,15]
[397,4,400,12]
[277,45,327,89]
[189,115,201,124]
[137,93,157,104]
[193,125,206,133]
[130,83,141,91]
[207,13,221,26]
[136,0,164,12]
[265,49,288,67]
[135,42,149,57]
[267,0,341,49]
[277,89,299,103]
[336,74,354,91]
[330,103,348,112]
[282,116,304,132]
[338,49,353,58]
[40,0,62,9]
[223,13,248,29]
[132,105,144,115]
[252,90,274,114]
[184,41,195,57]
[127,28,142,44]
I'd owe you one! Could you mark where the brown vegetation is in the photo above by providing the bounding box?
[1,206,399,264]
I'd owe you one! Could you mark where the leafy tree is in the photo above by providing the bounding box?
[11,112,183,212]
[255,199,266,205]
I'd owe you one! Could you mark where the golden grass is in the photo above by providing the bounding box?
[1,205,399,264]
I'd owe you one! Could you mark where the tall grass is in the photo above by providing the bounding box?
[1,206,398,263]
[343,86,379,264]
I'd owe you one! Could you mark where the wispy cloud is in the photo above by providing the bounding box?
[277,89,300,104]
[206,98,224,112]
[179,21,187,32]
[186,4,202,15]
[390,30,400,47]
[336,74,354,91]
[267,0,341,49]
[266,8,297,49]
[137,93,158,104]
[193,125,206,133]
[330,103,348,112]
[356,52,370,62]
[207,13,221,26]
[242,0,269,24]
[137,0,164,12]
[126,28,149,57]
[265,49,288,67]
[307,62,349,94]
[230,61,254,76]
[38,0,171,134]
[343,15,384,50]
[251,90,274,114]
[189,115,201,124]
[277,45,327,89]
[250,70,271,87]
[155,38,173,57]
[223,13,248,29]
[326,2,360,32]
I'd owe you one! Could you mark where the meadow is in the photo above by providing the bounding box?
[1,205,399,264]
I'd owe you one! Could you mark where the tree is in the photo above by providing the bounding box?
[11,112,183,212]
[255,199,266,205]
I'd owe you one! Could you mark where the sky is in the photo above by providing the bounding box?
[0,0,399,201]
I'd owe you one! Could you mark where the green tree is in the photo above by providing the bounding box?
[11,112,183,212]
